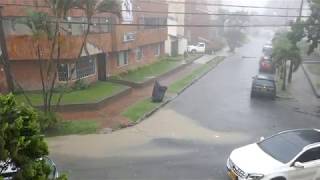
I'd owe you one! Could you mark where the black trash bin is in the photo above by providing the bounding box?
[152,81,167,102]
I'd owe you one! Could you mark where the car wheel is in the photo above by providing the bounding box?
[191,50,196,54]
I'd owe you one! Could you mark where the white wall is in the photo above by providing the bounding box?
[165,37,172,55]
[178,38,188,55]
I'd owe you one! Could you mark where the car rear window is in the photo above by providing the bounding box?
[255,79,274,87]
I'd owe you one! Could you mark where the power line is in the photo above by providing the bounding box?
[0,3,310,18]
[139,0,310,10]
[3,16,316,28]
[0,1,310,12]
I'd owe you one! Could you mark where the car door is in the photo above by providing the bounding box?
[287,147,320,180]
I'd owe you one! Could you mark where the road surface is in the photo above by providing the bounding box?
[49,36,320,180]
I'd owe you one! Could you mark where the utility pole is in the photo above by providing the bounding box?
[0,6,15,92]
[298,0,304,21]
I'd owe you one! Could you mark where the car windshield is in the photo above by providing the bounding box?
[255,79,274,87]
[258,131,319,163]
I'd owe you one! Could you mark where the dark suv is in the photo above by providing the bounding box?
[251,74,276,99]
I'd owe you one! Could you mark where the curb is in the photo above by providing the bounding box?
[132,97,173,125]
[40,87,132,112]
[174,57,225,96]
[108,55,203,88]
[302,64,320,98]
[128,56,225,125]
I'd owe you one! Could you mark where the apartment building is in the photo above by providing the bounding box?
[0,0,168,92]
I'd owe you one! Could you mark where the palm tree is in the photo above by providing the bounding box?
[55,0,120,106]
[73,0,121,59]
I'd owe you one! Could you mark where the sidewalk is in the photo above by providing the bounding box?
[288,67,320,116]
[59,55,217,129]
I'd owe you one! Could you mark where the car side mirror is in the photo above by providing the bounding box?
[260,136,265,141]
[293,162,304,168]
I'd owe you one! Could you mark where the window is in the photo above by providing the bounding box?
[296,147,320,163]
[76,58,96,79]
[118,51,129,66]
[90,18,100,33]
[140,17,167,29]
[100,17,111,32]
[71,17,87,35]
[154,44,161,56]
[58,64,69,81]
[136,47,143,61]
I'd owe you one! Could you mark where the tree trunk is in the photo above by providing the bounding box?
[282,60,287,91]
[37,45,48,113]
[55,17,92,108]
[0,9,15,92]
[288,60,294,83]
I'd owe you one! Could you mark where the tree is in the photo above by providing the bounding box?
[19,0,120,119]
[0,8,15,92]
[272,32,301,90]
[287,22,304,83]
[222,11,250,52]
[0,94,66,179]
[55,0,121,106]
[305,0,320,54]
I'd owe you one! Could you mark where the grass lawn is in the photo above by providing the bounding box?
[46,120,99,137]
[111,58,183,83]
[169,56,225,93]
[122,98,161,123]
[15,81,128,106]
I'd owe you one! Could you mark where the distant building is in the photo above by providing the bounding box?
[0,0,168,92]
[184,0,220,45]
[165,0,188,56]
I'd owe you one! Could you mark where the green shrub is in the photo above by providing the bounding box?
[73,79,89,90]
[37,111,61,132]
[0,94,67,179]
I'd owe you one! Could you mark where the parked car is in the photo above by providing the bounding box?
[262,43,273,57]
[227,129,320,180]
[187,42,215,54]
[0,156,59,180]
[187,42,206,54]
[251,74,276,99]
[259,56,274,73]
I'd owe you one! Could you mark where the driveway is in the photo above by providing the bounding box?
[48,36,320,180]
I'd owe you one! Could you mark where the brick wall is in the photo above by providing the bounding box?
[10,59,98,91]
[107,42,165,75]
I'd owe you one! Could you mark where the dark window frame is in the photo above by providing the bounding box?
[295,147,320,163]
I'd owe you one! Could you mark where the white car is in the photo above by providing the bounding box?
[227,129,320,180]
[0,156,59,180]
[187,42,206,53]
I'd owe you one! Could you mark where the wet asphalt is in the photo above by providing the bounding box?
[51,36,320,180]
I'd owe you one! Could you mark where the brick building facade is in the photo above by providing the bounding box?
[0,0,168,92]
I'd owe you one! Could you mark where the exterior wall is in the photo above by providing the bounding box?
[165,37,172,55]
[10,59,98,91]
[108,42,165,75]
[0,0,168,91]
[178,38,188,55]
